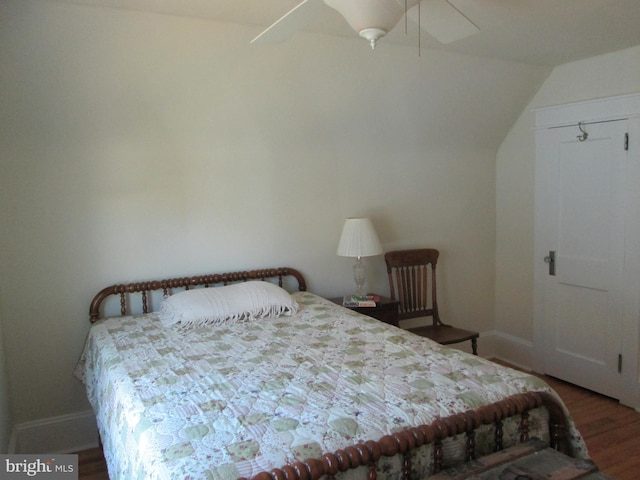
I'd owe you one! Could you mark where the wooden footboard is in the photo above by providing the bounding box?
[241,391,570,480]
[89,267,307,322]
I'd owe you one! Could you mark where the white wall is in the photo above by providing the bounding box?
[495,45,640,359]
[0,0,551,447]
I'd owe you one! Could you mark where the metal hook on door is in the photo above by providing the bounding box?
[577,122,589,141]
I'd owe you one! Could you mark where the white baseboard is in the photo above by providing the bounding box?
[490,330,535,371]
[446,330,496,357]
[9,410,99,454]
[447,330,534,371]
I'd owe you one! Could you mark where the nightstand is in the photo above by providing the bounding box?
[329,295,399,327]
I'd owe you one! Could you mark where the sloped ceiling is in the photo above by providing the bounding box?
[45,0,640,66]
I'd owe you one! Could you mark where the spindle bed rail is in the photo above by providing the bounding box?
[89,267,307,322]
[240,390,570,480]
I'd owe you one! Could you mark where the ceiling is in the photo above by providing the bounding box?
[49,0,640,66]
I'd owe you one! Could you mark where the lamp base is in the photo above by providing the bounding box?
[353,256,366,296]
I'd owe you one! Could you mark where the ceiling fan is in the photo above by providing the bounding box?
[251,0,480,50]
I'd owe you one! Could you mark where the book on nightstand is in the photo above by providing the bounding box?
[343,295,380,307]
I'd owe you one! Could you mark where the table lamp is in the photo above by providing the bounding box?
[336,217,383,296]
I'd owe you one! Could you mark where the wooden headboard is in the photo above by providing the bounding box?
[89,267,307,323]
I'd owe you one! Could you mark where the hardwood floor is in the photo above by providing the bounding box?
[76,446,108,480]
[535,373,640,479]
[76,366,640,480]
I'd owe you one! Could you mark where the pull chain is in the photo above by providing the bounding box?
[418,0,421,57]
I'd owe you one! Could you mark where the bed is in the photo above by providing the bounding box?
[75,267,589,480]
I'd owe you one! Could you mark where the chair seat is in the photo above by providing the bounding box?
[407,325,479,352]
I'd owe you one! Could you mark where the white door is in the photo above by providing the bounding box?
[535,119,628,399]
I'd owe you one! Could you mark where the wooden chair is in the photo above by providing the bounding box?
[385,248,479,355]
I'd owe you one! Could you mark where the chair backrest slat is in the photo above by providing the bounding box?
[385,249,441,325]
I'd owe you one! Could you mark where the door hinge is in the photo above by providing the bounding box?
[624,133,629,151]
[618,354,623,373]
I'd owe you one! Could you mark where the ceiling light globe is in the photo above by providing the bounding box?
[324,0,420,47]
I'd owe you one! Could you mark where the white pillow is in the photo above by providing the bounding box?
[159,281,299,327]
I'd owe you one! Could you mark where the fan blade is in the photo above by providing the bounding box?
[251,0,327,44]
[408,0,479,44]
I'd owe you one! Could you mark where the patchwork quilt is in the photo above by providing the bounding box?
[75,292,587,480]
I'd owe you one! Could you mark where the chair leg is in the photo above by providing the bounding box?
[471,338,478,356]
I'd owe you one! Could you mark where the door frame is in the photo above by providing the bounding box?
[534,93,640,409]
